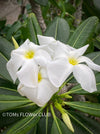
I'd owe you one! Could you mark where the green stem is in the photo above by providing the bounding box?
[50,104,62,134]
[65,12,75,19]
[66,88,81,95]
[54,102,64,114]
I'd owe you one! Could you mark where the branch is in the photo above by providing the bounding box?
[29,0,46,33]
[73,0,83,27]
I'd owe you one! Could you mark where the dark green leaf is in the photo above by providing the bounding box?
[93,0,100,11]
[7,108,42,134]
[21,13,42,44]
[51,118,73,134]
[0,95,31,111]
[0,103,37,128]
[0,53,12,81]
[0,19,6,29]
[0,78,17,89]
[6,21,21,40]
[45,17,70,43]
[37,117,53,134]
[30,13,42,36]
[0,36,14,60]
[93,39,100,50]
[0,87,19,96]
[66,101,100,117]
[68,16,99,48]
[69,111,100,134]
[27,126,37,134]
[86,51,100,65]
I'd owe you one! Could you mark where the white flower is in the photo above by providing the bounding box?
[37,35,74,58]
[17,62,58,107]
[47,45,100,92]
[6,39,51,83]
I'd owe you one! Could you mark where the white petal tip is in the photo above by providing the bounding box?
[82,87,97,93]
[89,88,97,93]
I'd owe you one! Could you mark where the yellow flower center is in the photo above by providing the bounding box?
[68,57,78,65]
[38,72,42,83]
[25,50,34,59]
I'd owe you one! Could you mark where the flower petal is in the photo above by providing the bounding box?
[40,67,48,79]
[17,84,25,96]
[78,56,100,72]
[17,84,39,105]
[73,64,97,92]
[6,54,24,82]
[54,43,69,60]
[37,35,56,46]
[69,45,89,58]
[35,49,51,61]
[17,61,38,88]
[47,58,73,87]
[38,36,59,57]
[17,39,30,49]
[34,49,51,67]
[17,39,38,51]
[37,79,58,106]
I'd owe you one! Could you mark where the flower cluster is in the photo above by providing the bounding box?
[7,35,100,107]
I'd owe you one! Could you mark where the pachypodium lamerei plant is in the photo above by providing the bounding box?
[6,35,100,133]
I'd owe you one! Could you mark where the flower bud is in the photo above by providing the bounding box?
[62,112,74,133]
[12,36,19,49]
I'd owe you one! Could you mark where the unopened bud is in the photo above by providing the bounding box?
[12,36,19,49]
[62,112,74,133]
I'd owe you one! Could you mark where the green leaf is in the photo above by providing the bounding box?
[0,53,12,81]
[0,95,31,111]
[86,51,100,65]
[68,16,99,48]
[27,126,37,134]
[93,0,100,11]
[0,37,14,80]
[37,117,53,134]
[22,13,42,44]
[29,13,42,35]
[0,19,6,29]
[0,78,19,96]
[0,78,17,89]
[26,17,37,44]
[6,21,21,40]
[34,0,48,6]
[7,108,42,134]
[0,36,14,81]
[65,101,100,117]
[0,36,14,60]
[69,111,100,134]
[51,118,73,134]
[45,17,70,43]
[0,87,19,96]
[93,39,100,50]
[0,103,37,128]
